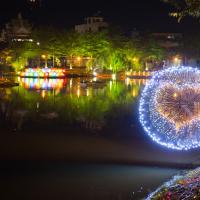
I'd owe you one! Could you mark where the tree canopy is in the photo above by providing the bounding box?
[162,0,200,21]
[0,27,165,72]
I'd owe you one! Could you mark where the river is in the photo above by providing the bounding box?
[0,77,199,199]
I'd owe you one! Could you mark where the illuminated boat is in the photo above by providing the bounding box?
[19,68,66,78]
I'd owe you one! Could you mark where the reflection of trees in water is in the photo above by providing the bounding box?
[0,88,29,130]
[1,81,140,132]
[0,88,12,123]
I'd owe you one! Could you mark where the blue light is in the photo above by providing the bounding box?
[139,66,200,150]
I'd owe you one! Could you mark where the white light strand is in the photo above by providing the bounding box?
[139,66,200,150]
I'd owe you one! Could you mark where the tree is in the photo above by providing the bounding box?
[9,41,40,71]
[162,0,200,21]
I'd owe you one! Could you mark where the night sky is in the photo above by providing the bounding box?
[0,0,200,33]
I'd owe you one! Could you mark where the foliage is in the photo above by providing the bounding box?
[162,0,200,20]
[9,41,40,71]
[0,27,165,72]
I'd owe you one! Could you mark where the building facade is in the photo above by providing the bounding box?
[151,33,182,49]
[27,0,42,9]
[75,17,108,33]
[0,13,32,43]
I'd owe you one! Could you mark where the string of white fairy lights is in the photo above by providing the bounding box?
[139,66,200,150]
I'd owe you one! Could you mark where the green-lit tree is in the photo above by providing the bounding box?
[9,41,40,71]
[0,25,166,72]
[32,27,68,67]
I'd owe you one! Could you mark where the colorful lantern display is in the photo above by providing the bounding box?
[19,68,66,78]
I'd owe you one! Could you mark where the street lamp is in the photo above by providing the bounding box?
[173,56,181,66]
[41,55,47,68]
[77,56,81,61]
[133,57,138,62]
[77,56,82,66]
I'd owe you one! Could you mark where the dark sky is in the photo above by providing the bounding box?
[0,0,200,33]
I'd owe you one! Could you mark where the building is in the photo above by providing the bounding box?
[0,13,32,43]
[151,33,183,67]
[75,16,108,33]
[0,30,6,43]
[27,0,42,8]
[151,33,183,49]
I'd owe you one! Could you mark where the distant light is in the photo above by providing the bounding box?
[173,92,178,98]
[93,72,97,76]
[174,57,179,62]
[77,56,81,61]
[37,42,40,46]
[77,88,80,97]
[133,57,139,62]
[41,90,46,98]
[41,55,46,59]
[112,74,116,80]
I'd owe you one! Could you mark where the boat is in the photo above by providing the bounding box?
[80,80,106,88]
[0,79,19,88]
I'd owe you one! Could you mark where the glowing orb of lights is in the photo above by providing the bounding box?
[139,66,200,150]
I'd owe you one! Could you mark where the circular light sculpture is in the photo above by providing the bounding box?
[139,66,200,150]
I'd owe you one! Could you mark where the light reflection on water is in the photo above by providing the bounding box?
[0,163,179,200]
[0,78,188,199]
[18,77,148,98]
[0,77,148,132]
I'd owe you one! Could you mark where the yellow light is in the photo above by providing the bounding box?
[6,56,12,62]
[86,88,90,97]
[70,79,73,88]
[174,57,179,62]
[133,57,139,62]
[125,78,130,86]
[112,74,116,80]
[41,90,46,98]
[109,80,112,90]
[77,56,81,61]
[132,89,137,97]
[173,92,178,98]
[77,88,80,97]
[41,55,46,59]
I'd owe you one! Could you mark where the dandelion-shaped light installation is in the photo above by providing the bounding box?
[139,66,200,150]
